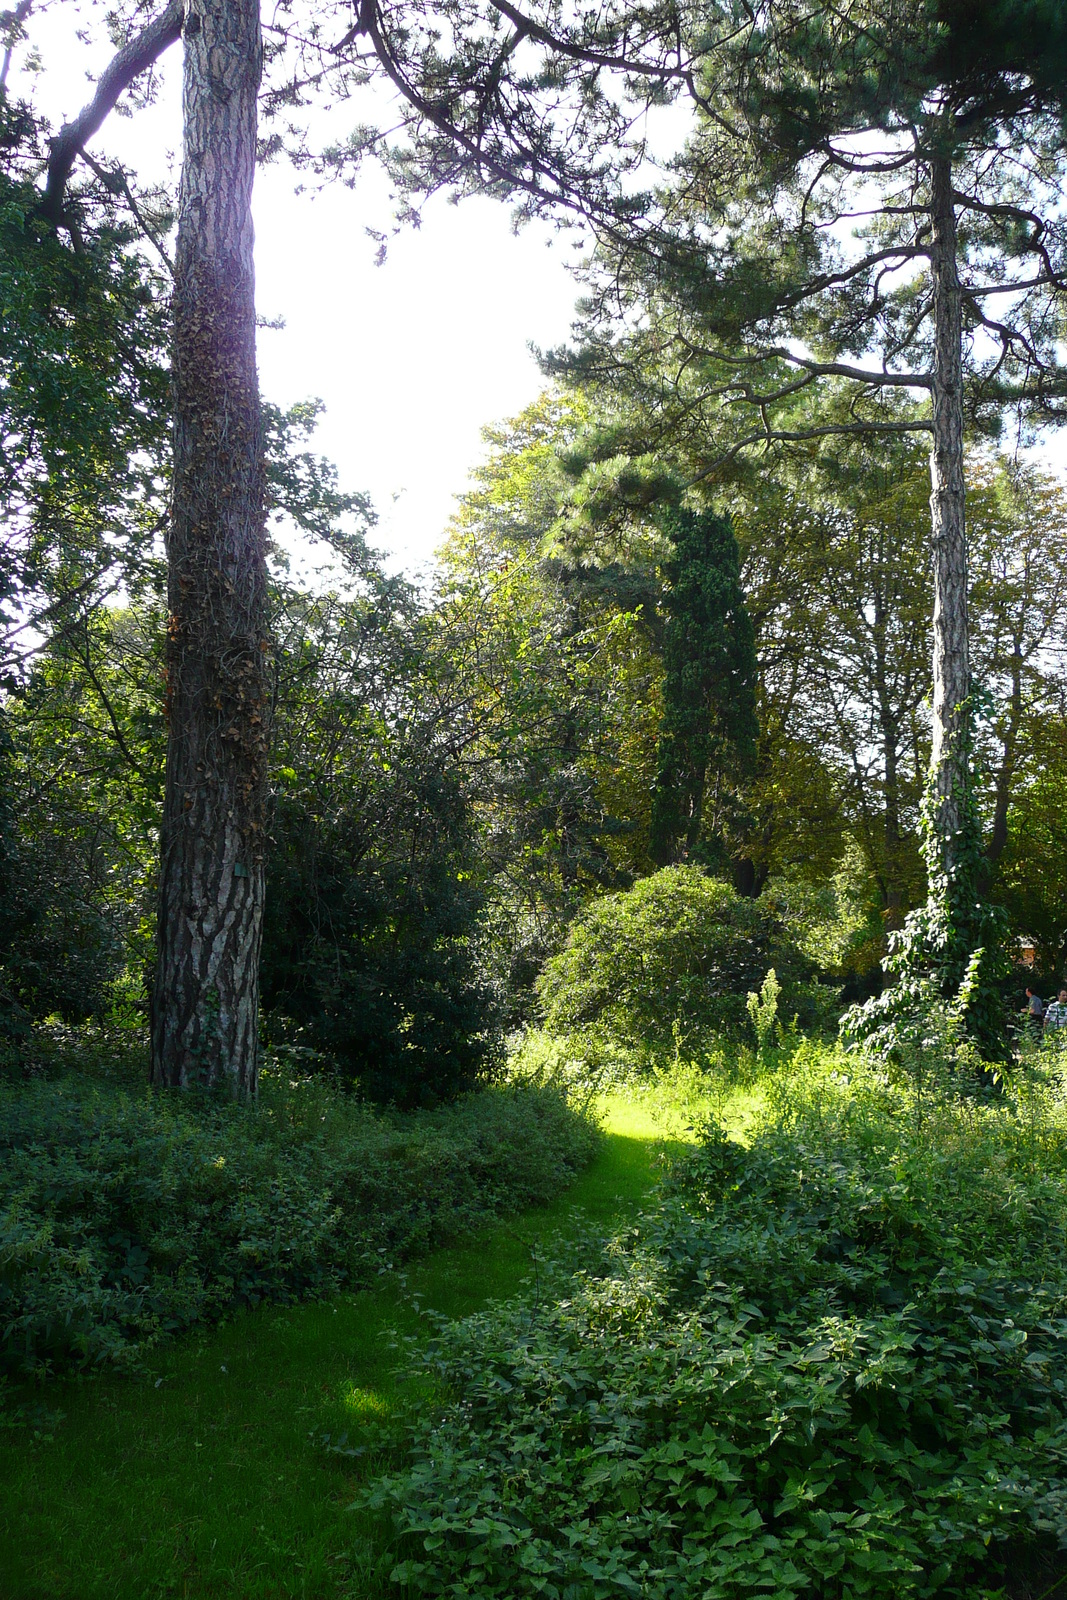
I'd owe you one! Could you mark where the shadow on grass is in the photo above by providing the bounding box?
[0,1102,681,1600]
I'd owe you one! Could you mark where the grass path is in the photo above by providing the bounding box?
[0,1096,690,1600]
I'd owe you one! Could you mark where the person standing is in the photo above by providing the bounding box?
[1024,986,1045,1036]
[1044,988,1067,1033]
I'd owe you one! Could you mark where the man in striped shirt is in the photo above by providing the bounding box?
[1044,989,1067,1032]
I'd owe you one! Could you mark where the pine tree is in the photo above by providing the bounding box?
[29,0,1067,1084]
[28,0,704,1094]
[565,0,1067,939]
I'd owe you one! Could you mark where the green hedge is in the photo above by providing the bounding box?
[0,1069,598,1377]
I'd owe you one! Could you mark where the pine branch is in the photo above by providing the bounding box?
[39,0,184,227]
[964,273,1067,298]
[666,342,932,392]
[689,417,934,484]
[487,0,693,89]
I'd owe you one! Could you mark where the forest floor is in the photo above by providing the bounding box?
[0,1090,719,1600]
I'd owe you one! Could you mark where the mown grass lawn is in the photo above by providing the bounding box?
[0,1095,704,1600]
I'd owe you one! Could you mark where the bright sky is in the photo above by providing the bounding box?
[254,175,582,576]
[16,12,584,574]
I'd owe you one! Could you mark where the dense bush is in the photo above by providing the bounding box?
[537,866,820,1058]
[262,765,497,1108]
[0,1067,597,1378]
[369,1050,1067,1599]
[262,577,506,1107]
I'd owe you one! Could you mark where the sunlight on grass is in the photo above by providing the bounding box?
[597,1090,694,1142]
[341,1384,395,1424]
[598,1065,771,1146]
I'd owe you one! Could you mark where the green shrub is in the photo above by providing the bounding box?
[536,866,818,1059]
[262,769,499,1108]
[0,1068,598,1378]
[368,1051,1067,1599]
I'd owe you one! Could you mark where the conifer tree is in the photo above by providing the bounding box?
[649,506,756,869]
[565,0,1067,986]
[25,0,1067,1082]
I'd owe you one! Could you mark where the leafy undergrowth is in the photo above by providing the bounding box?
[0,1094,696,1600]
[368,1046,1067,1600]
[0,1062,598,1378]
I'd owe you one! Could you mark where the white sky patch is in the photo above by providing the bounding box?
[254,172,583,575]
[13,8,585,572]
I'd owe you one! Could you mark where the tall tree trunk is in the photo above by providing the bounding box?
[927,151,971,874]
[151,0,268,1095]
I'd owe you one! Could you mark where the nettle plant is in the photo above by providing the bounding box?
[366,1053,1067,1600]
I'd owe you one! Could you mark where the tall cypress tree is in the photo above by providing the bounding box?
[649,506,757,869]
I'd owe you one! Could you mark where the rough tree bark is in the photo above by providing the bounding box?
[150,0,269,1095]
[927,150,971,875]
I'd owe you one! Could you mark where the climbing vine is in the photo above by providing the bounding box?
[843,691,1008,1064]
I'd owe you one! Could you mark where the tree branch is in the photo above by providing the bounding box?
[774,244,928,310]
[356,0,639,240]
[78,148,173,270]
[75,621,153,782]
[487,0,692,88]
[767,350,932,388]
[689,417,933,484]
[963,273,1067,298]
[39,0,183,227]
[693,343,932,390]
